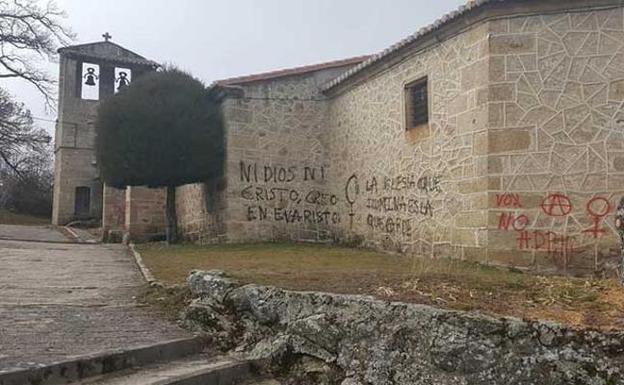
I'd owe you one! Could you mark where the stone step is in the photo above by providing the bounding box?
[70,355,253,385]
[0,337,206,385]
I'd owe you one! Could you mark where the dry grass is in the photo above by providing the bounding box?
[137,242,624,330]
[0,208,50,225]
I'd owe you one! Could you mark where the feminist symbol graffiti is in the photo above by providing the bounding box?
[344,174,359,229]
[541,193,573,217]
[582,197,611,238]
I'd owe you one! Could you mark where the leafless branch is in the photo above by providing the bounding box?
[0,87,50,181]
[0,0,74,110]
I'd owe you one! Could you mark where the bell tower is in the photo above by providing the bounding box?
[52,35,158,225]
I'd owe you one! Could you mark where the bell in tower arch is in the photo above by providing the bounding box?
[114,67,132,93]
[84,67,98,86]
[81,63,100,100]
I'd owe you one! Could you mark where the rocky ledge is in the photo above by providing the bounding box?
[181,270,624,385]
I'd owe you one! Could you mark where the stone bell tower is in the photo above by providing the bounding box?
[52,34,158,225]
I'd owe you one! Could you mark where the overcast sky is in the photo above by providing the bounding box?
[3,0,466,134]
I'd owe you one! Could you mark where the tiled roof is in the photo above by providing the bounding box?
[321,0,500,92]
[214,55,372,86]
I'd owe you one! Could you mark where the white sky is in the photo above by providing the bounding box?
[2,0,467,135]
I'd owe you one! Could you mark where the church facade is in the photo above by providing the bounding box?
[55,0,624,275]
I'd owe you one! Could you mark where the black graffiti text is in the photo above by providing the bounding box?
[241,185,337,206]
[240,161,327,184]
[366,214,412,237]
[247,205,340,225]
[365,196,433,217]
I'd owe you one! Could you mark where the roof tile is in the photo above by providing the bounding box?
[214,55,371,86]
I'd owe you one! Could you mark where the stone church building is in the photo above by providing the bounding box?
[54,0,624,275]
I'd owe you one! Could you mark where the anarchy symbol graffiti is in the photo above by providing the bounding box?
[540,193,573,217]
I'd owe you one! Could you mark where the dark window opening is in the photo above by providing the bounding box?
[405,77,429,129]
[74,186,91,217]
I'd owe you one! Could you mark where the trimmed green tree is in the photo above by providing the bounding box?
[95,68,225,243]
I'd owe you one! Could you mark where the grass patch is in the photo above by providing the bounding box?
[137,284,192,321]
[0,208,50,225]
[137,242,624,330]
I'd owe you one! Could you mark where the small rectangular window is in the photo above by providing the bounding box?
[405,77,428,130]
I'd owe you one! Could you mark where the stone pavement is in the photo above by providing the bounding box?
[0,224,71,243]
[0,225,190,371]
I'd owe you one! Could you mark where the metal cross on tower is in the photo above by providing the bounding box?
[102,32,112,42]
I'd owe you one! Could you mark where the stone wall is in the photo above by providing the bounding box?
[101,184,126,241]
[326,22,491,259]
[485,7,624,274]
[175,2,624,275]
[184,271,624,385]
[101,185,166,243]
[177,66,355,244]
[325,5,624,274]
[125,186,166,241]
[176,180,227,243]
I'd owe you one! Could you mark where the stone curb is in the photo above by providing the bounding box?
[63,226,100,244]
[0,337,207,385]
[128,242,158,285]
[61,226,81,242]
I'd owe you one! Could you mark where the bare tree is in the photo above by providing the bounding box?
[0,136,52,216]
[0,0,73,108]
[0,1,71,217]
[0,87,49,178]
[0,87,53,216]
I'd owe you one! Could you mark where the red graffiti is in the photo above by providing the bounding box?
[498,213,529,231]
[496,193,522,208]
[582,196,611,238]
[540,193,573,217]
[517,230,578,257]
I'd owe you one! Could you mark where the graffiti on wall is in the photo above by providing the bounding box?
[496,193,522,208]
[345,174,359,229]
[582,197,611,239]
[344,173,442,237]
[239,161,340,225]
[496,192,613,261]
